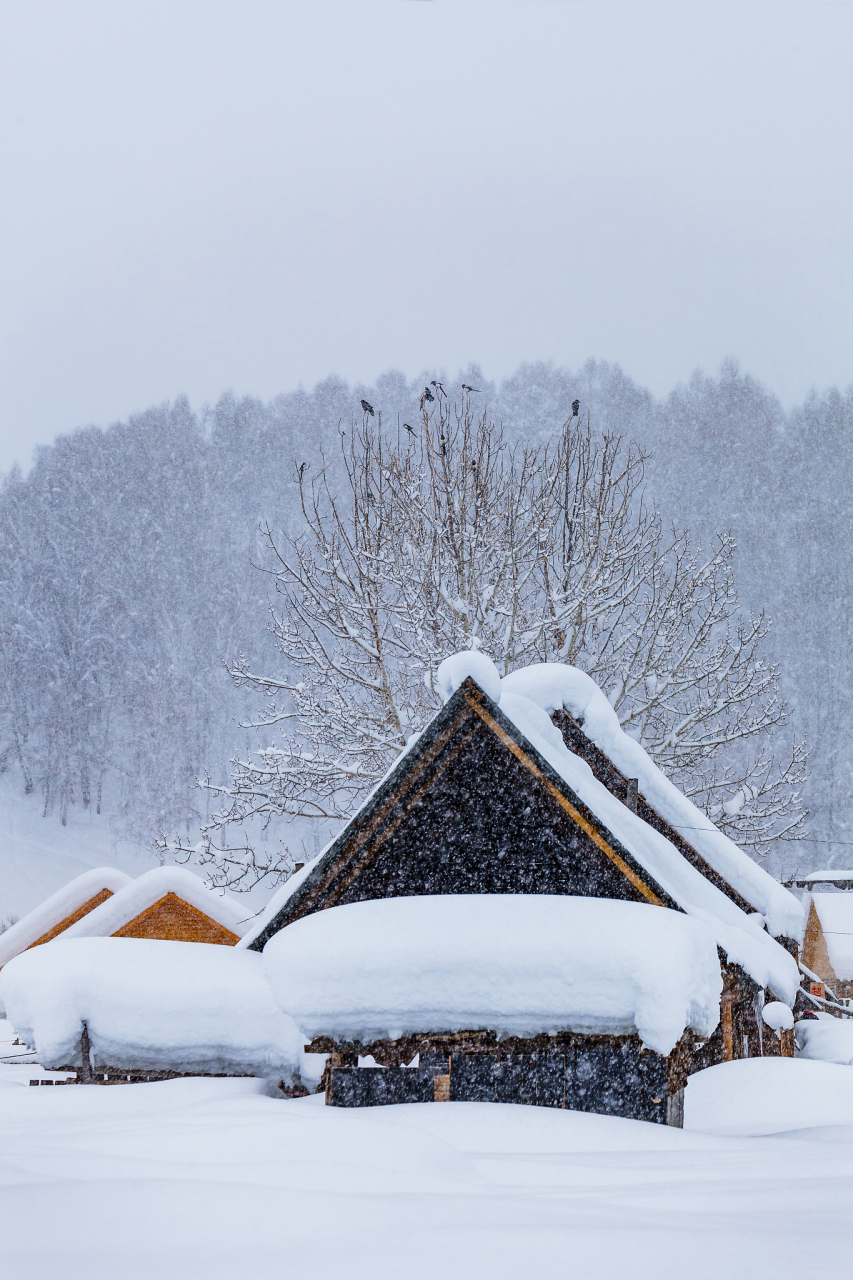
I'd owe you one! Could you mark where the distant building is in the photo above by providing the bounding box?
[800,891,853,1002]
[0,866,247,975]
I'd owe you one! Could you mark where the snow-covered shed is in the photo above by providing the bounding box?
[0,936,305,1082]
[58,867,249,946]
[800,891,853,1001]
[0,867,132,971]
[249,654,802,1121]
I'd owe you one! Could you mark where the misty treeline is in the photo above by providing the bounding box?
[0,361,849,880]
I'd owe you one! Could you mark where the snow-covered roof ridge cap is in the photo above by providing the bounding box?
[60,866,250,939]
[797,869,853,884]
[499,662,804,943]
[0,867,133,968]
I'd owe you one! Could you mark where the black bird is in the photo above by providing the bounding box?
[461,384,480,393]
[298,462,308,480]
[360,399,375,416]
[430,380,445,395]
[423,386,435,402]
[403,423,416,438]
[571,399,580,417]
[440,433,447,455]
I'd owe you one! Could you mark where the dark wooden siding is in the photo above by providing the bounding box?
[334,719,648,905]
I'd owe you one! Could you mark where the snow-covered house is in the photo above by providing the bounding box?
[0,867,248,982]
[0,867,133,971]
[248,655,802,1123]
[800,890,853,1001]
[56,867,249,946]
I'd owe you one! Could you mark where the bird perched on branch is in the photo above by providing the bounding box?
[360,399,375,416]
[419,387,434,410]
[297,462,308,480]
[403,423,416,438]
[430,381,445,396]
[461,384,480,393]
[571,399,580,417]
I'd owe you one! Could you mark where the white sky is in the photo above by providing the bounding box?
[0,0,851,472]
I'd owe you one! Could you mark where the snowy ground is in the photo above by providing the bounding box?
[0,1059,850,1279]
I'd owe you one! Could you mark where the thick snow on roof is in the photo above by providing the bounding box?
[0,867,132,969]
[798,869,853,884]
[263,894,723,1056]
[0,936,305,1074]
[439,654,801,1002]
[499,662,803,942]
[60,866,251,940]
[807,892,853,980]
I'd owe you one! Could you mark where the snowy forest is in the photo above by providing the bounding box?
[0,360,849,886]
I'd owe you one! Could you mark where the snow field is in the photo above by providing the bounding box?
[0,1065,850,1280]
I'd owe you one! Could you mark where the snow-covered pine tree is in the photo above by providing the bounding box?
[166,397,807,888]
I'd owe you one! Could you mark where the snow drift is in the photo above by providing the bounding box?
[0,936,305,1075]
[263,894,723,1056]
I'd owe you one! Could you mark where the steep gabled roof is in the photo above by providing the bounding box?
[248,678,678,953]
[245,674,799,1002]
[60,867,249,944]
[0,867,132,969]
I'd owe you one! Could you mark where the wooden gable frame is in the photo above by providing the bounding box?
[249,677,681,951]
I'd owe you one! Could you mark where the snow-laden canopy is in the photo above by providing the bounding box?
[806,892,853,980]
[59,867,250,941]
[0,937,305,1075]
[0,867,133,970]
[263,894,723,1056]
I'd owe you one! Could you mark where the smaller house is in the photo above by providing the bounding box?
[800,891,853,1002]
[0,868,133,971]
[59,867,249,946]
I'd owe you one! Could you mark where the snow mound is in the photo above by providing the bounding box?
[437,650,502,704]
[263,894,723,1056]
[762,1001,794,1032]
[795,1013,853,1066]
[0,936,305,1075]
[60,866,250,940]
[0,867,133,970]
[685,1057,853,1134]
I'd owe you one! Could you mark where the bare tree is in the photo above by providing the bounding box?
[163,398,807,887]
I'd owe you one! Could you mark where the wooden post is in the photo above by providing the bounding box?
[780,1029,794,1058]
[80,1022,94,1084]
[433,1074,450,1102]
[722,995,733,1062]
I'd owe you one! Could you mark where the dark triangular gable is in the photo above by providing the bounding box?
[249,677,683,951]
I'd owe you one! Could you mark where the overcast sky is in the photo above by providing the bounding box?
[0,0,851,472]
